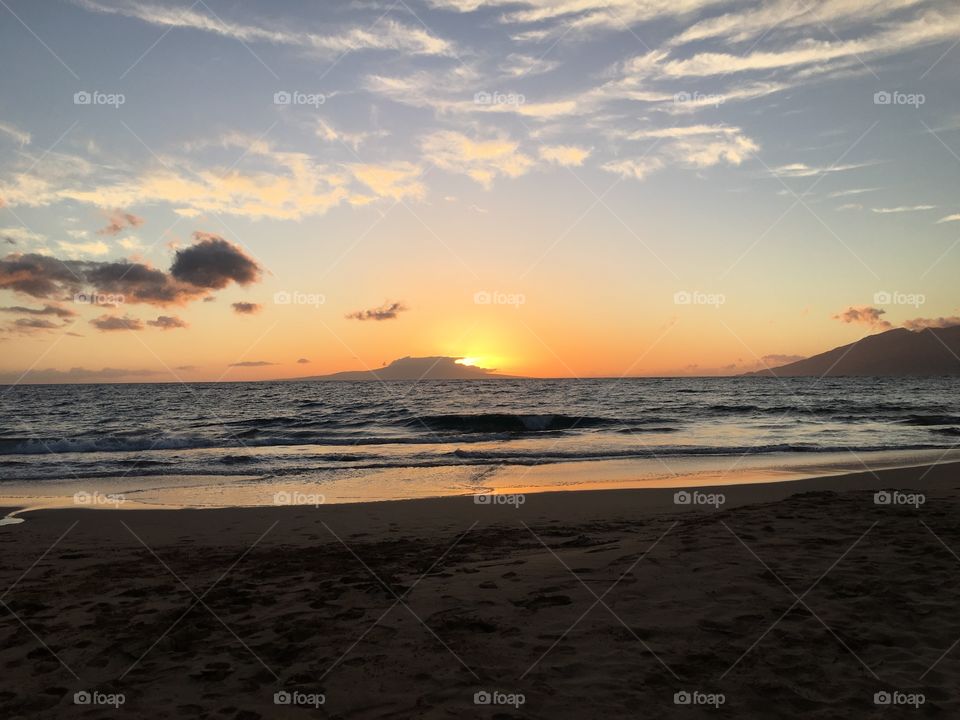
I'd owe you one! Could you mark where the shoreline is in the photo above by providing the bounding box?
[2,460,959,717]
[4,459,958,531]
[2,451,959,520]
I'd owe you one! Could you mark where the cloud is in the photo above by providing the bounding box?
[231,302,262,315]
[421,131,534,188]
[833,305,892,330]
[936,213,960,224]
[58,240,111,257]
[72,0,455,56]
[228,360,276,367]
[346,301,408,321]
[902,316,960,331]
[499,53,559,77]
[0,366,161,384]
[667,0,928,48]
[12,318,62,331]
[760,353,806,366]
[170,233,261,289]
[829,187,879,198]
[296,357,311,364]
[0,304,75,318]
[316,120,388,151]
[0,233,263,306]
[348,162,425,201]
[656,10,960,78]
[90,314,145,331]
[426,0,725,35]
[602,125,757,181]
[538,145,591,166]
[146,315,188,329]
[772,162,873,178]
[0,137,370,221]
[602,157,666,180]
[871,205,936,214]
[98,210,145,236]
[0,121,30,146]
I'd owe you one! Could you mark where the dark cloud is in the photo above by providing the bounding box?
[0,253,83,297]
[175,364,196,370]
[147,315,188,330]
[902,316,960,331]
[171,233,261,289]
[0,303,75,318]
[345,301,407,321]
[832,306,892,330]
[296,357,311,364]
[83,260,202,305]
[3,237,15,245]
[98,210,145,236]
[228,360,276,367]
[0,366,161,384]
[0,234,263,307]
[231,301,262,315]
[13,318,61,330]
[90,314,145,332]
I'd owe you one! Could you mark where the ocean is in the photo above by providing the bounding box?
[1,377,959,507]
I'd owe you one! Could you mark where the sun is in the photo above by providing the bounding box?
[456,357,481,367]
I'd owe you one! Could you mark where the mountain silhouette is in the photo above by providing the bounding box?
[748,326,960,376]
[293,356,520,381]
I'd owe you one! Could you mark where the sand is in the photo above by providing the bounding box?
[1,462,959,718]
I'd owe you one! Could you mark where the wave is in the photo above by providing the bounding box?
[405,413,614,432]
[404,413,678,433]
[901,414,960,426]
[450,442,943,463]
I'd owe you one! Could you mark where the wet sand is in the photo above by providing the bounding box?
[1,462,959,718]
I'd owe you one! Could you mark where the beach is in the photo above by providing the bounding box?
[2,461,958,718]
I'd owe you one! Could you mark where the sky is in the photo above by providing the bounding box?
[0,0,959,382]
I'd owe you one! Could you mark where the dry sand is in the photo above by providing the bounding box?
[1,462,959,718]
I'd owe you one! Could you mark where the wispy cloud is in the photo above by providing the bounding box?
[346,301,407,321]
[538,145,591,166]
[73,0,455,56]
[0,121,30,146]
[421,131,534,188]
[871,205,936,214]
